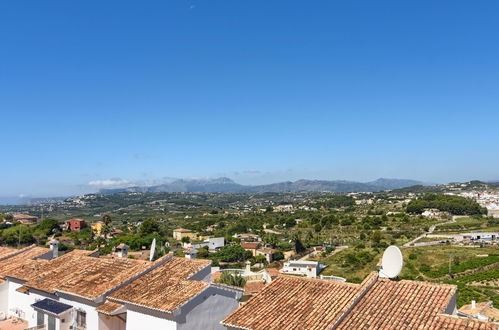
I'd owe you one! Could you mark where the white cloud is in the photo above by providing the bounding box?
[88,178,132,188]
[244,169,261,174]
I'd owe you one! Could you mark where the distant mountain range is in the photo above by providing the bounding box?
[99,177,426,194]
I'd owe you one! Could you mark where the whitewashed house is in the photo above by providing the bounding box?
[280,260,326,278]
[0,243,242,330]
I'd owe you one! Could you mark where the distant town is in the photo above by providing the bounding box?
[0,180,497,329]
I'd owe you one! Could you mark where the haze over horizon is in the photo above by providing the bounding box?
[1,1,499,197]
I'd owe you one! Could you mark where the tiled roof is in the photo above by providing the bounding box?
[223,273,499,330]
[0,246,20,260]
[109,257,211,313]
[23,252,152,299]
[174,228,192,232]
[432,314,499,329]
[241,242,261,249]
[222,276,362,330]
[459,301,499,321]
[1,247,50,281]
[264,268,280,277]
[337,277,457,329]
[96,301,124,315]
[244,281,266,295]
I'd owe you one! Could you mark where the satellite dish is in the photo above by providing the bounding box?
[149,238,157,261]
[379,245,403,279]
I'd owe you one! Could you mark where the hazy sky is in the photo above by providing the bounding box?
[1,0,499,197]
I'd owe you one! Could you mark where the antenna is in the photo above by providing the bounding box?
[379,245,403,279]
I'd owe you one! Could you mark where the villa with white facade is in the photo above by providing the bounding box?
[0,243,242,330]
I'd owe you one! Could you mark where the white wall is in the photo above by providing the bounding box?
[8,281,41,327]
[177,287,242,330]
[0,281,9,315]
[98,313,126,330]
[58,294,100,330]
[126,309,177,330]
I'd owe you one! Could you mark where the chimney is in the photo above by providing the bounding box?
[472,300,476,309]
[49,239,59,259]
[116,243,129,258]
[185,248,197,259]
[306,265,314,278]
[245,260,252,274]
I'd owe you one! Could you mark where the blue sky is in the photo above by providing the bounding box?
[1,0,499,197]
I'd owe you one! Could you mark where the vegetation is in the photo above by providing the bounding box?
[407,193,486,215]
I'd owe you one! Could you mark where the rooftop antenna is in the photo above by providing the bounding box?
[379,245,403,279]
[149,238,156,261]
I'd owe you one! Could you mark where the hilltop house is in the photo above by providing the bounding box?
[0,244,242,330]
[241,242,261,257]
[12,214,39,225]
[173,228,197,241]
[64,218,86,232]
[281,260,325,278]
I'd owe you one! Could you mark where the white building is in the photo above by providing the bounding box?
[0,244,242,330]
[280,260,326,278]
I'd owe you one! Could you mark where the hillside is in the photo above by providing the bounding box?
[100,177,424,194]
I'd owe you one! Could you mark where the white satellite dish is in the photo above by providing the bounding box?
[379,245,403,279]
[149,238,157,262]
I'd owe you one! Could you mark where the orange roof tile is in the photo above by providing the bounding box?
[222,276,362,330]
[241,242,261,250]
[1,247,50,281]
[244,281,266,295]
[96,301,124,315]
[337,277,457,329]
[0,246,19,260]
[174,228,192,233]
[23,252,152,299]
[223,272,499,330]
[109,257,211,313]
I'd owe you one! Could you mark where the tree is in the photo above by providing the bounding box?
[139,218,160,236]
[216,272,246,288]
[101,215,113,238]
[215,245,251,262]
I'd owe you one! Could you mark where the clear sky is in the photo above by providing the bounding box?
[1,0,499,198]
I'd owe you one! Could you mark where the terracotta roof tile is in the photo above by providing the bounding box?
[96,301,124,315]
[336,277,458,329]
[223,272,499,330]
[241,242,261,249]
[1,247,50,281]
[23,252,152,299]
[222,276,362,330]
[0,247,19,260]
[244,281,266,295]
[109,257,211,313]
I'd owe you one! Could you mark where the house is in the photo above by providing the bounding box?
[241,242,262,257]
[281,260,326,278]
[222,272,499,330]
[233,233,261,242]
[12,214,39,225]
[0,245,243,330]
[461,232,498,242]
[173,228,197,241]
[189,237,225,251]
[64,218,86,232]
[256,247,275,263]
[458,301,499,322]
[273,204,293,212]
[91,221,104,235]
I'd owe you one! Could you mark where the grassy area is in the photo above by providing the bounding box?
[400,245,499,280]
[317,247,383,283]
[414,236,453,243]
[317,244,499,308]
[434,217,489,232]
